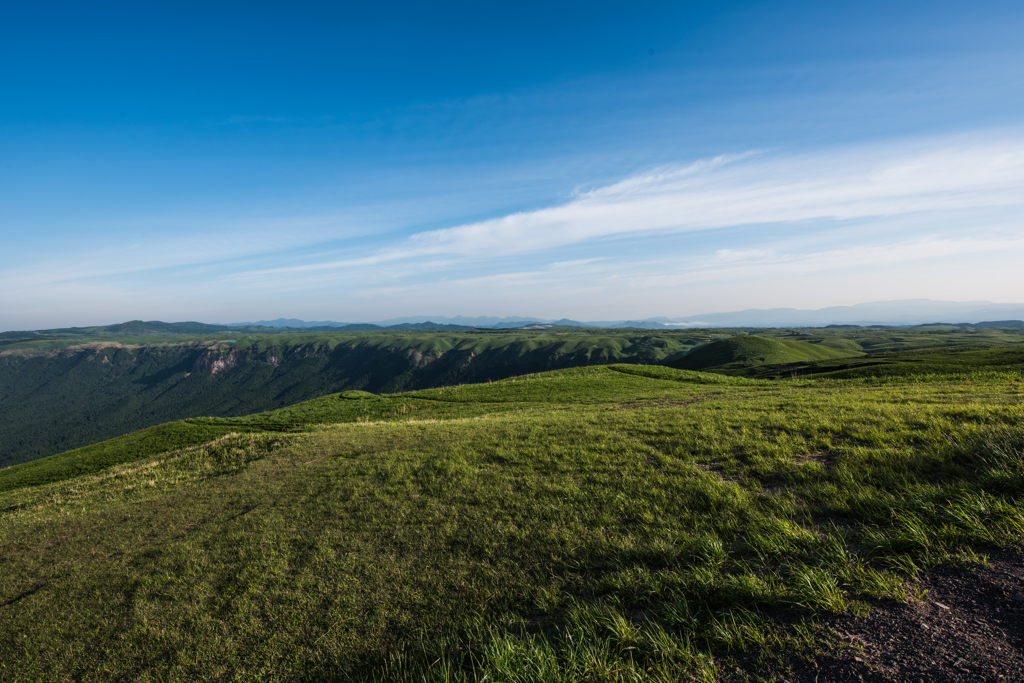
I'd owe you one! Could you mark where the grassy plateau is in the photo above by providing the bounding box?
[2,341,1024,681]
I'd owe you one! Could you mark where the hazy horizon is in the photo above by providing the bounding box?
[6,298,1024,333]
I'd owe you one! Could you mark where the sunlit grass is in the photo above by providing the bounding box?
[1,365,1022,680]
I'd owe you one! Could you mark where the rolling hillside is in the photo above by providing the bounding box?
[0,331,692,468]
[668,336,860,373]
[757,345,1024,380]
[4,326,1023,469]
[1,362,1022,680]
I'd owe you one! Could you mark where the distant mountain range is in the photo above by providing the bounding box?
[230,316,559,329]
[230,300,1024,330]
[4,300,1024,337]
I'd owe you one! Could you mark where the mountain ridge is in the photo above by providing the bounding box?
[226,300,1024,330]
[6,300,1024,337]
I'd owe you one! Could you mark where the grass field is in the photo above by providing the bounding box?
[2,356,1023,681]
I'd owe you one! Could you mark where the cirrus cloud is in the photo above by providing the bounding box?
[236,130,1024,281]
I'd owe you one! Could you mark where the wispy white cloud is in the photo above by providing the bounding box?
[264,233,1024,321]
[235,131,1024,281]
[398,136,1023,256]
[626,235,1024,288]
[333,234,1023,298]
[0,213,378,292]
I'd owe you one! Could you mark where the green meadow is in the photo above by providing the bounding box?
[4,324,1022,469]
[2,346,1023,680]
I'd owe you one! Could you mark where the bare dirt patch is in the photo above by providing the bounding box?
[723,548,1024,682]
[793,450,835,466]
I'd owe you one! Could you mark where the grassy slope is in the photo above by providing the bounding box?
[0,366,744,493]
[0,331,695,468]
[669,336,859,374]
[3,327,1020,469]
[752,346,1024,380]
[2,364,1023,681]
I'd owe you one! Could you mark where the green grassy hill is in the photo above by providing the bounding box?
[669,336,859,374]
[757,345,1024,380]
[3,326,1020,470]
[1,362,1022,681]
[0,331,695,468]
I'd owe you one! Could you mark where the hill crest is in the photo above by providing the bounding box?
[669,336,858,372]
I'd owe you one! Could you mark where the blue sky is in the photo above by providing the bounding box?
[2,1,1023,329]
